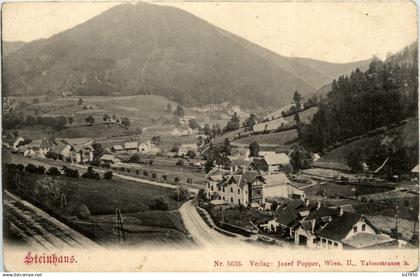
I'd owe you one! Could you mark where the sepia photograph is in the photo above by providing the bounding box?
[1,0,419,272]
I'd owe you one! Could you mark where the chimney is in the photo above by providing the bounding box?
[338,206,344,216]
[316,201,321,210]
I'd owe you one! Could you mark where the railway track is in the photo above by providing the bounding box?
[4,190,100,250]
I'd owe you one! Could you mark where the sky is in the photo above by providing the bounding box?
[2,1,417,63]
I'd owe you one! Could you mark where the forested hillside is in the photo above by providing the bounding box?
[303,42,418,152]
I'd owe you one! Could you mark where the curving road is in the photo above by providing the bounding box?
[179,200,249,248]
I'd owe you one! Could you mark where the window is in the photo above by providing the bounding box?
[353,226,357,233]
[230,187,233,193]
[334,242,338,247]
[207,183,210,188]
[362,224,366,231]
[328,241,332,245]
[211,186,214,191]
[230,197,233,202]
[238,189,240,194]
[222,187,225,192]
[222,196,225,200]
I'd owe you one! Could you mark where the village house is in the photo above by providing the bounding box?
[111,145,124,153]
[314,210,395,249]
[3,136,25,150]
[124,141,138,153]
[51,142,76,161]
[261,205,301,237]
[60,138,94,163]
[100,153,121,164]
[252,153,291,173]
[138,141,160,154]
[23,139,54,158]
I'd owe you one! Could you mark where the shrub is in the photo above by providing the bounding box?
[46,167,61,176]
[143,170,149,176]
[149,197,169,211]
[174,176,180,183]
[126,168,130,173]
[162,175,167,181]
[62,166,79,178]
[76,204,91,220]
[25,163,39,174]
[136,169,140,174]
[46,151,59,160]
[176,159,184,166]
[16,164,25,171]
[149,160,153,165]
[151,172,157,179]
[81,166,100,180]
[104,171,113,180]
[37,165,46,175]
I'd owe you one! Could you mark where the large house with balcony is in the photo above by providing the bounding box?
[205,167,304,207]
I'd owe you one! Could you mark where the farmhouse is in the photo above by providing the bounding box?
[252,153,291,173]
[262,206,300,237]
[3,136,25,150]
[51,142,75,161]
[124,141,138,153]
[23,139,54,158]
[100,154,121,164]
[111,145,124,153]
[314,211,395,249]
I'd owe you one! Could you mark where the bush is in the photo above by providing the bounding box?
[149,197,169,211]
[143,170,149,177]
[162,175,167,181]
[46,151,59,160]
[62,166,79,178]
[37,165,46,175]
[81,166,100,180]
[151,172,157,179]
[174,177,180,183]
[136,169,140,174]
[25,163,38,174]
[16,164,25,171]
[176,159,184,166]
[46,167,61,176]
[76,204,91,220]
[149,160,154,165]
[104,171,113,180]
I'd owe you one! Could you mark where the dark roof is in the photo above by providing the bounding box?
[51,143,69,154]
[315,212,363,241]
[275,206,300,227]
[305,207,338,221]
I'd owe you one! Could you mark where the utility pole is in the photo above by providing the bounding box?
[115,208,126,242]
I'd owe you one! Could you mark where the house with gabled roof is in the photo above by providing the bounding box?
[263,173,306,200]
[314,211,395,249]
[100,153,121,164]
[124,141,138,153]
[23,139,55,158]
[252,153,291,173]
[111,145,124,153]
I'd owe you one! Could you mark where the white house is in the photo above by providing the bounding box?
[111,145,124,153]
[171,128,193,137]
